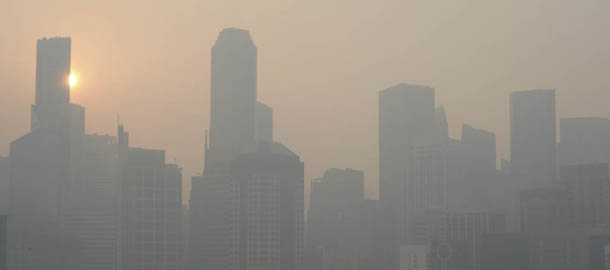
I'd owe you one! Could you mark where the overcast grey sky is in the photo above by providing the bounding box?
[1,0,609,199]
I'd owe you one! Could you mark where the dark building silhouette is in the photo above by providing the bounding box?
[441,211,506,270]
[30,37,81,132]
[480,233,530,270]
[209,27,257,161]
[575,229,610,270]
[118,124,184,270]
[379,83,435,247]
[560,163,610,227]
[559,118,610,169]
[7,37,85,270]
[306,168,364,270]
[189,28,304,270]
[510,89,557,190]
[460,124,496,172]
[62,133,120,270]
[191,142,304,270]
[520,188,573,233]
[356,200,396,270]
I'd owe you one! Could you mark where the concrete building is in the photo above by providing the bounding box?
[442,212,506,270]
[118,125,183,270]
[191,142,304,270]
[480,233,530,270]
[356,200,396,270]
[400,245,428,270]
[520,188,572,233]
[559,117,610,168]
[306,168,364,270]
[209,28,257,161]
[379,83,436,246]
[461,124,496,172]
[31,37,72,131]
[190,27,304,270]
[510,89,557,190]
[560,163,610,227]
[6,37,86,270]
[63,134,119,270]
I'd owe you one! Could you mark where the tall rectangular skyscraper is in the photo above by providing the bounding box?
[7,37,80,270]
[209,28,257,161]
[190,28,304,270]
[31,37,72,131]
[510,89,557,189]
[378,83,435,244]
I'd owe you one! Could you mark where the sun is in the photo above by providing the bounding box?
[69,74,77,87]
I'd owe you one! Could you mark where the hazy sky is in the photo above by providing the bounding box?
[1,0,609,200]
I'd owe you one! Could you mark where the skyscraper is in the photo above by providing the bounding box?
[378,83,435,244]
[7,37,82,270]
[63,134,119,270]
[559,117,610,168]
[209,28,257,161]
[118,125,184,270]
[560,163,610,227]
[306,168,364,270]
[460,124,496,172]
[510,89,557,189]
[190,28,304,270]
[31,37,75,131]
[519,188,572,233]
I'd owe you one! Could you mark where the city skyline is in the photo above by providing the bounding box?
[2,0,610,200]
[2,2,610,268]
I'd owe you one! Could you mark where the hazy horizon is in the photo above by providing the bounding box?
[2,0,609,200]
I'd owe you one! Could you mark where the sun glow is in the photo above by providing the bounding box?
[69,74,77,88]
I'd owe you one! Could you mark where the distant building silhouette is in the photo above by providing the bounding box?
[560,163,610,227]
[441,211,506,270]
[460,124,496,171]
[7,37,85,270]
[559,117,610,169]
[356,200,396,270]
[379,83,436,249]
[189,28,304,270]
[399,245,428,270]
[30,37,81,132]
[306,168,364,270]
[519,188,572,233]
[118,124,184,270]
[510,89,557,190]
[209,27,257,161]
[479,233,530,270]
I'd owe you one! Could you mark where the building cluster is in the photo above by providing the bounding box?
[304,84,610,270]
[0,36,184,270]
[1,27,610,270]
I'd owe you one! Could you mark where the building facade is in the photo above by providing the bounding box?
[510,89,557,190]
